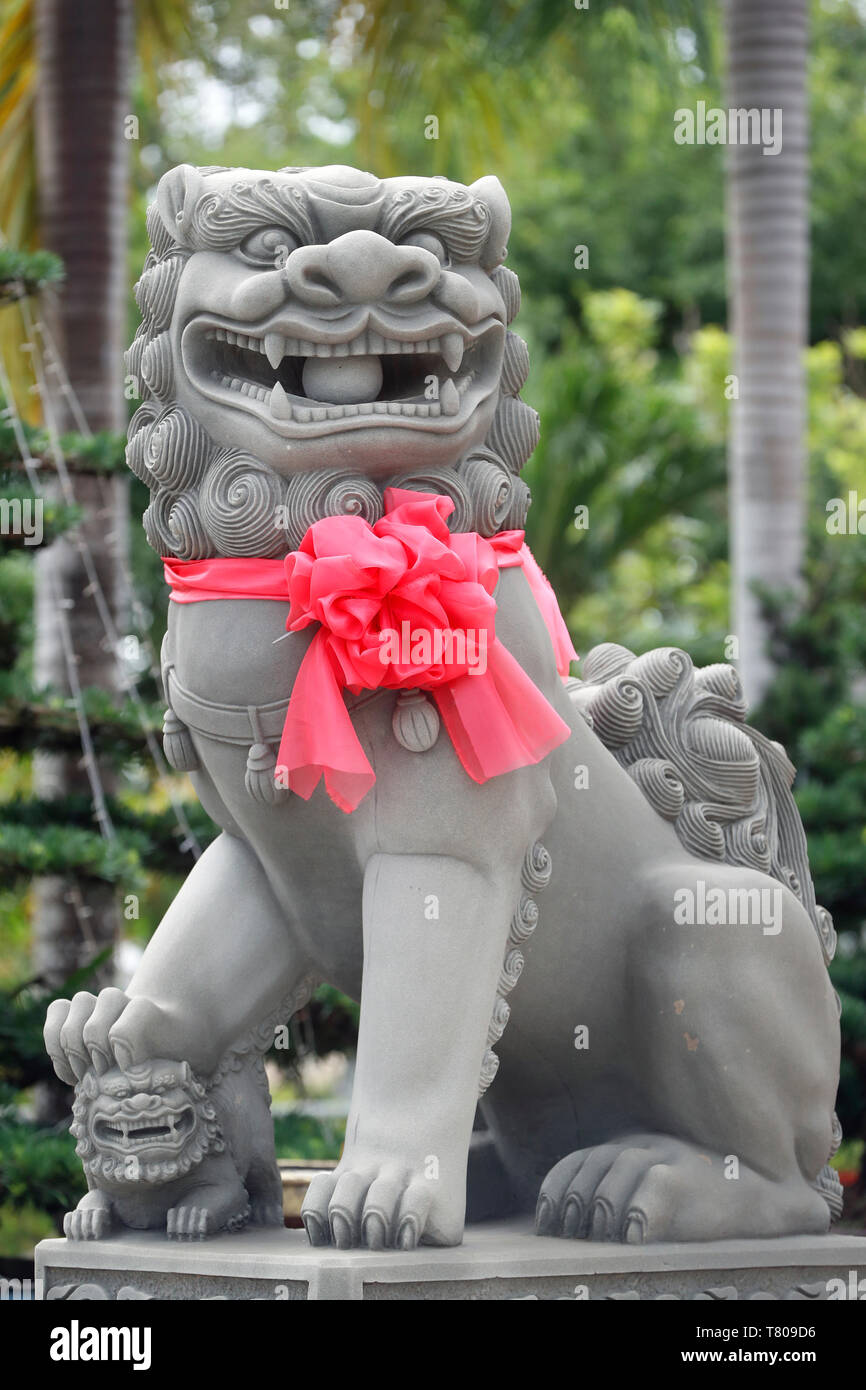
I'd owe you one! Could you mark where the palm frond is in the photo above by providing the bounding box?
[351,0,715,177]
[136,0,199,95]
[0,0,36,252]
[0,0,37,419]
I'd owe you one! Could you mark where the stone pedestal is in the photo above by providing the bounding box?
[35,1221,866,1301]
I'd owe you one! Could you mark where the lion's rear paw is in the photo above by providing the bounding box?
[536,1133,830,1244]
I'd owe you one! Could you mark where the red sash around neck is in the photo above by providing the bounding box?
[164,489,576,813]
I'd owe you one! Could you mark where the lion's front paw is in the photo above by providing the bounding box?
[301,1152,463,1250]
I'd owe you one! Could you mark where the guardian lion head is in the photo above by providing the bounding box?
[126,164,536,558]
[70,1060,222,1185]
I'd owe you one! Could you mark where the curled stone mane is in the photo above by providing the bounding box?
[125,173,538,559]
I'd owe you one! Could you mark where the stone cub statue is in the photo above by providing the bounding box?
[65,1053,283,1241]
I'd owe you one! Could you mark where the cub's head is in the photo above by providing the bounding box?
[127,164,536,558]
[71,1060,222,1185]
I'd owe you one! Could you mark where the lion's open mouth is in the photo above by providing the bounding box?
[93,1105,195,1151]
[181,314,502,430]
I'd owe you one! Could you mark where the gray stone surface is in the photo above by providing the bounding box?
[37,1224,866,1300]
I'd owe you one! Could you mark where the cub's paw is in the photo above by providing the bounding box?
[249,1197,284,1228]
[301,1153,463,1250]
[63,1201,113,1242]
[167,1198,250,1240]
[167,1203,213,1240]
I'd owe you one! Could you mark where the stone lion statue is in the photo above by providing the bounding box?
[45,163,841,1250]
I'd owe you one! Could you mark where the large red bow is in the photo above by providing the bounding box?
[276,489,572,812]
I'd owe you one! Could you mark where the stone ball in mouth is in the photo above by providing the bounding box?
[302,353,384,405]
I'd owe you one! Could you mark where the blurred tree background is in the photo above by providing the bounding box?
[0,0,864,1258]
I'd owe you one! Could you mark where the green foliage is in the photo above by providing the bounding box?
[272,1112,346,1162]
[0,417,127,476]
[0,553,33,669]
[0,794,217,874]
[0,954,112,1089]
[0,408,44,469]
[266,985,359,1091]
[0,820,143,886]
[310,984,360,1032]
[810,1,866,342]
[0,672,161,759]
[0,960,109,1228]
[353,0,866,345]
[0,790,221,886]
[301,985,359,1061]
[55,430,128,475]
[834,963,866,1155]
[523,289,726,660]
[0,1201,56,1257]
[747,336,866,1164]
[0,246,63,301]
[0,1107,85,1225]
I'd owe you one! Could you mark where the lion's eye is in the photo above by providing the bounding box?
[399,231,449,266]
[238,226,300,269]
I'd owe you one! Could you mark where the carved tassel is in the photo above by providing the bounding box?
[392,689,440,753]
[245,707,291,804]
[162,708,199,772]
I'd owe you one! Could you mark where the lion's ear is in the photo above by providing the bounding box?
[156,164,205,247]
[470,175,511,270]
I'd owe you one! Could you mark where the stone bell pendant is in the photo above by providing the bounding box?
[244,706,292,804]
[392,689,440,753]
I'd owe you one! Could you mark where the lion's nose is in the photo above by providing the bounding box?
[128,1092,156,1112]
[284,230,441,308]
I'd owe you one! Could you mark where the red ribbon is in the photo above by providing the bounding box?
[164,488,576,813]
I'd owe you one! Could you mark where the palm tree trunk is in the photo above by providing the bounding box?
[31,0,132,1115]
[724,0,809,704]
